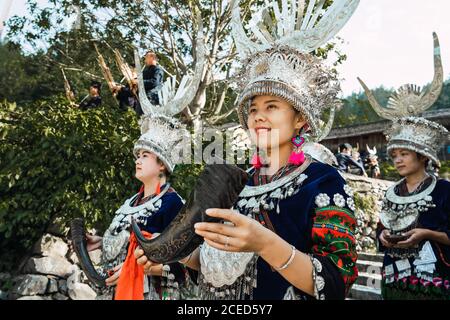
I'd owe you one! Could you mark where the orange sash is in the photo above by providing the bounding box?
[114,230,152,300]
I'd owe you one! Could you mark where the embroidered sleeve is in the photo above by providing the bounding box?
[310,184,358,299]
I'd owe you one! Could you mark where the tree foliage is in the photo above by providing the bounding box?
[0,99,141,270]
[334,79,450,127]
[0,97,212,271]
[5,0,346,127]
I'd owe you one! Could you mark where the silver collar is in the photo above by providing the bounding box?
[385,175,436,205]
[239,155,312,198]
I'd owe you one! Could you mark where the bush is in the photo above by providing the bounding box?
[379,161,401,181]
[0,98,143,271]
[439,160,450,180]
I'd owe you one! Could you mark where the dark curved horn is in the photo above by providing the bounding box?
[70,218,107,287]
[132,164,250,264]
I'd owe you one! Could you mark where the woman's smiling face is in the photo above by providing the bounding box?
[247,95,306,151]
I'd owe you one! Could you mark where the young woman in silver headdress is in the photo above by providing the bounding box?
[137,0,360,300]
[359,32,450,299]
[377,120,450,300]
[82,32,207,299]
[82,117,191,300]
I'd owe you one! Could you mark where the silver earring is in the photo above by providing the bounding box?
[426,160,434,172]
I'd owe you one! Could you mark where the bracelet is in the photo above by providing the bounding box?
[274,245,296,271]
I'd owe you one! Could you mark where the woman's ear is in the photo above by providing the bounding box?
[294,114,307,131]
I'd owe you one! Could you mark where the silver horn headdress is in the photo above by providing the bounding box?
[132,20,206,173]
[366,145,378,160]
[358,32,448,167]
[232,0,360,137]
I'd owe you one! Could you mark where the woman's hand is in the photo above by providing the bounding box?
[379,229,394,248]
[68,233,102,252]
[105,263,123,286]
[134,233,162,275]
[194,208,272,254]
[134,247,162,275]
[395,229,430,248]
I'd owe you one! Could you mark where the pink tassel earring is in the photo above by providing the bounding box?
[251,153,264,169]
[288,129,307,166]
[251,147,268,169]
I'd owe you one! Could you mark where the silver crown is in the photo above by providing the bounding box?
[386,117,448,167]
[231,0,360,137]
[358,33,448,166]
[132,17,206,173]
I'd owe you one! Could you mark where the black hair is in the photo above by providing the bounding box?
[90,81,102,94]
[339,143,352,153]
[156,157,171,178]
[145,51,158,60]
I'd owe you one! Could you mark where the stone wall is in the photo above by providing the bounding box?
[343,173,394,253]
[0,225,100,300]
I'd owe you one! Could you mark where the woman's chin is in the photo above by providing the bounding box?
[135,173,143,181]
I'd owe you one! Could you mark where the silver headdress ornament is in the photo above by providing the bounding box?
[358,32,448,167]
[132,17,206,173]
[366,145,378,160]
[303,106,338,166]
[231,0,360,137]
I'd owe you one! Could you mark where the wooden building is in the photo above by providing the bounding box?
[322,109,450,161]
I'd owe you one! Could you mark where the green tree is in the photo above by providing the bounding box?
[0,98,141,271]
[0,42,60,104]
[5,0,345,127]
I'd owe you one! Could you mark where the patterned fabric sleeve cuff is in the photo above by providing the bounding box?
[308,254,325,300]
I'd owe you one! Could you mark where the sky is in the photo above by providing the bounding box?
[335,0,450,95]
[2,0,450,96]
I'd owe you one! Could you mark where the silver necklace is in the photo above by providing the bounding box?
[405,174,430,195]
[386,175,436,205]
[239,155,311,197]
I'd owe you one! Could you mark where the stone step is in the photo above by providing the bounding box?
[348,284,382,300]
[356,259,383,273]
[355,271,382,287]
[357,252,384,263]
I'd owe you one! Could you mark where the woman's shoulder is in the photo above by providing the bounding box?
[435,178,450,194]
[306,161,344,183]
[436,177,450,187]
[162,188,185,204]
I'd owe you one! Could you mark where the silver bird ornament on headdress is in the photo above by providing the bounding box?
[132,15,206,173]
[358,32,448,167]
[232,0,360,137]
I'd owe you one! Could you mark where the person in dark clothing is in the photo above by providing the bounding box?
[366,154,381,179]
[335,143,366,176]
[79,81,102,110]
[114,84,143,116]
[112,67,143,116]
[143,51,164,105]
